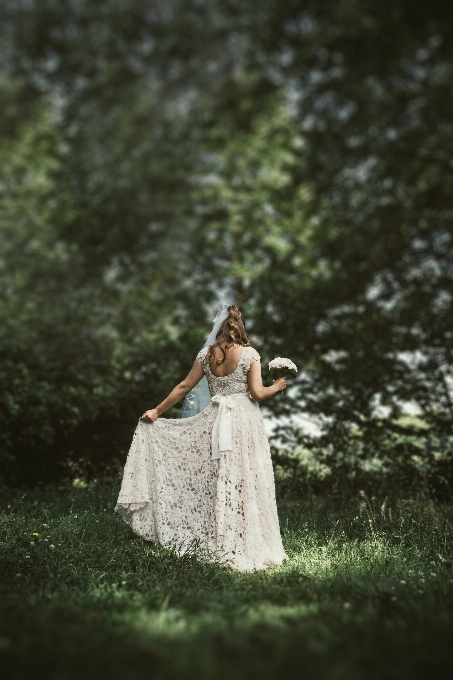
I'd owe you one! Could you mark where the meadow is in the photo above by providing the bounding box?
[1,483,452,680]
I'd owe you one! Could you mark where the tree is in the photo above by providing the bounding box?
[1,0,453,483]
[193,0,453,441]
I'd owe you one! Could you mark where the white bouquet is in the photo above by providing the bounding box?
[268,358,298,392]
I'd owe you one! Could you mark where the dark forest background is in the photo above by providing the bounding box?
[1,0,452,489]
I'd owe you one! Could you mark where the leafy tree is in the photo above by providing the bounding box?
[1,0,453,483]
[193,0,453,442]
[0,90,210,483]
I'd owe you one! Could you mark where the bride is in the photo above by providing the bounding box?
[115,305,288,571]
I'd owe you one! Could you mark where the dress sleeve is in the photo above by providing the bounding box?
[196,347,208,365]
[243,347,261,373]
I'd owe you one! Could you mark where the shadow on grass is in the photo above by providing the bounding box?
[1,484,453,680]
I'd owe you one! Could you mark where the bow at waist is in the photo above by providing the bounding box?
[211,393,254,460]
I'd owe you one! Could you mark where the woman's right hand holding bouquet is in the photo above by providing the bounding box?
[272,376,287,394]
[268,358,297,397]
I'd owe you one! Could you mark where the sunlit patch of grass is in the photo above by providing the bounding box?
[0,483,452,679]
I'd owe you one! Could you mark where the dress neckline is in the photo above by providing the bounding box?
[206,346,246,379]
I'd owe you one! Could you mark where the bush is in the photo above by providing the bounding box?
[272,416,453,501]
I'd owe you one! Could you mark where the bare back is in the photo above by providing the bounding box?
[208,344,245,378]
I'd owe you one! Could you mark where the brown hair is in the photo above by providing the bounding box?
[207,305,251,365]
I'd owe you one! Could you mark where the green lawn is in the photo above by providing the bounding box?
[1,483,452,680]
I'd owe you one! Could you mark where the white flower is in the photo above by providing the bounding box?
[343,602,351,610]
[430,572,436,577]
[400,580,406,585]
[268,357,298,371]
[49,544,55,549]
[16,573,21,577]
[25,555,30,559]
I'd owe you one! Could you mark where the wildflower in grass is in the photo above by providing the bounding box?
[430,572,436,577]
[30,542,34,546]
[343,602,351,610]
[42,524,47,527]
[25,555,30,559]
[400,580,406,585]
[49,544,55,549]
[16,573,21,577]
[44,539,48,542]
[32,532,39,537]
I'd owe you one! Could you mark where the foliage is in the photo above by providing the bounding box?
[0,97,209,483]
[1,483,452,679]
[0,0,453,482]
[272,417,453,501]
[199,0,453,434]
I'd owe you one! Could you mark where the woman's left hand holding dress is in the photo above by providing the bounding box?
[141,408,159,423]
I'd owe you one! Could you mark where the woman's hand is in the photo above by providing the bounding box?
[248,361,287,401]
[273,377,287,394]
[140,408,159,423]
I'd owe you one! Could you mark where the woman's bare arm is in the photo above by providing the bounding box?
[247,360,286,401]
[141,360,204,423]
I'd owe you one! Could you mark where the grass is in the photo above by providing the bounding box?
[1,483,453,680]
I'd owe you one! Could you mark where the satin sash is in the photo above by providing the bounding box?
[211,393,254,460]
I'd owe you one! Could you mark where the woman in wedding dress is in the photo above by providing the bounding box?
[115,305,288,571]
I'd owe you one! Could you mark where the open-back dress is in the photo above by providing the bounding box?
[115,346,287,571]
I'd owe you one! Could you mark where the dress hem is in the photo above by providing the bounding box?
[114,502,287,572]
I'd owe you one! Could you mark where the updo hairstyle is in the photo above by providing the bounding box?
[207,305,251,365]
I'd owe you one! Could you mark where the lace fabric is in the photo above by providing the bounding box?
[196,346,260,396]
[115,346,287,571]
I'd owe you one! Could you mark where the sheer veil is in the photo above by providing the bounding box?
[181,304,231,418]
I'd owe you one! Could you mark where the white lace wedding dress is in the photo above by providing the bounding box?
[115,346,287,571]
